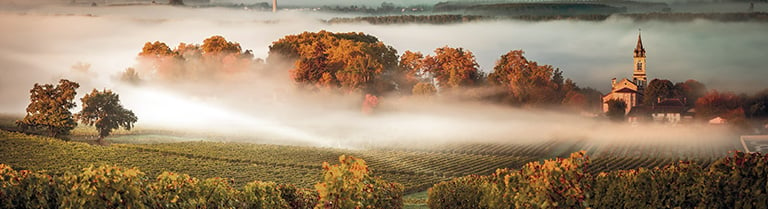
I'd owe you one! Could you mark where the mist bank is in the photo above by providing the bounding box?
[0,6,764,148]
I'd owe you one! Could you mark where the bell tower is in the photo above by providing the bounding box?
[633,31,647,90]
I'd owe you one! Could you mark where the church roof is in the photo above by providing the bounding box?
[615,87,638,93]
[634,32,646,57]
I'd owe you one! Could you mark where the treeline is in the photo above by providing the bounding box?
[327,15,492,25]
[428,151,768,208]
[0,155,403,209]
[266,31,601,112]
[129,35,261,83]
[325,12,768,25]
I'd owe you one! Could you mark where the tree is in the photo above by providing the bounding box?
[16,79,80,138]
[643,79,674,106]
[397,50,426,93]
[695,90,743,121]
[674,79,707,107]
[606,99,627,122]
[75,89,138,144]
[488,50,562,106]
[423,46,480,89]
[201,36,242,55]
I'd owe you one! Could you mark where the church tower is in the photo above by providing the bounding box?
[633,32,647,90]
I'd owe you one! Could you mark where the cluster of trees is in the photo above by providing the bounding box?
[131,35,259,83]
[0,155,403,209]
[428,151,768,208]
[269,31,599,112]
[642,78,707,108]
[695,89,768,126]
[15,79,136,143]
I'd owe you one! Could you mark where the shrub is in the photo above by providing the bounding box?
[57,165,146,209]
[702,151,768,208]
[314,155,403,209]
[145,171,203,208]
[0,164,57,209]
[427,175,489,209]
[241,181,289,209]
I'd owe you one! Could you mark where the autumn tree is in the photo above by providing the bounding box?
[695,90,746,120]
[270,31,399,94]
[488,50,564,106]
[397,50,426,93]
[75,89,138,144]
[643,79,674,106]
[422,46,481,89]
[201,35,242,55]
[674,79,707,107]
[606,98,627,122]
[136,36,257,82]
[16,79,80,138]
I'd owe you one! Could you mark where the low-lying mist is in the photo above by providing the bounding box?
[0,5,756,149]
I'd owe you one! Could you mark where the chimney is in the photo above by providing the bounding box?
[272,0,277,13]
[611,78,616,89]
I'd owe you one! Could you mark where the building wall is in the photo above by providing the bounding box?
[602,92,637,114]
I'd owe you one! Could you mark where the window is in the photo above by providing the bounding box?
[636,62,643,71]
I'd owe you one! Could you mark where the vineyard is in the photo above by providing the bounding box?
[0,128,742,197]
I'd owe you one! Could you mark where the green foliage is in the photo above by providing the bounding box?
[75,89,138,142]
[16,79,80,138]
[314,155,404,209]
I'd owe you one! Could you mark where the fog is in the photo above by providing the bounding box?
[0,5,760,148]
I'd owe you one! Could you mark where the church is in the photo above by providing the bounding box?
[601,32,648,114]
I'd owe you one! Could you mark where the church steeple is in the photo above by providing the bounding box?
[632,30,647,90]
[634,32,646,58]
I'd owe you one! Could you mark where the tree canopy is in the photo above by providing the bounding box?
[643,79,674,106]
[135,36,259,82]
[422,46,482,89]
[268,31,399,94]
[16,79,80,138]
[487,50,575,107]
[75,89,138,144]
